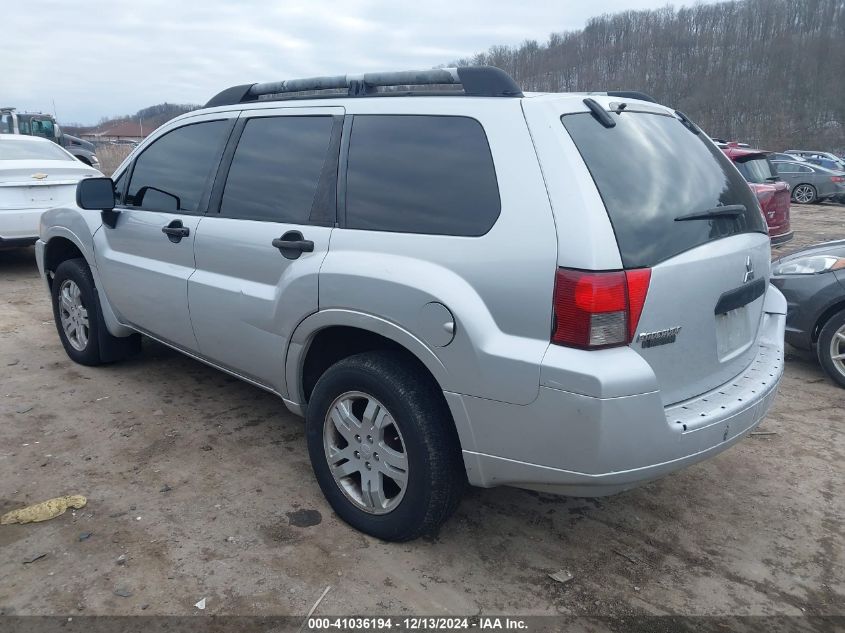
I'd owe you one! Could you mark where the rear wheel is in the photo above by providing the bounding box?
[305,351,464,541]
[817,310,845,388]
[792,184,817,204]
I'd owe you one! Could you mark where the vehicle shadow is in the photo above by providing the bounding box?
[0,246,39,275]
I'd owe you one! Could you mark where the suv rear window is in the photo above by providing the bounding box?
[345,115,500,236]
[562,112,766,268]
[734,155,777,184]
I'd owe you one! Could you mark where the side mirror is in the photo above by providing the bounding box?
[76,177,115,210]
[76,177,120,228]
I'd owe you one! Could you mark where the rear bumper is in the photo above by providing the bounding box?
[452,286,786,496]
[0,208,44,241]
[770,230,794,245]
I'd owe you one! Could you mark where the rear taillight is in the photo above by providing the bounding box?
[831,176,845,183]
[552,268,651,349]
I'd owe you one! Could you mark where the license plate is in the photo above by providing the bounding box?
[716,306,752,358]
[28,186,54,204]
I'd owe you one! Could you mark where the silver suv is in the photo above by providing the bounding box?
[36,67,786,541]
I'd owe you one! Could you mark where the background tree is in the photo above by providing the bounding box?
[456,0,845,151]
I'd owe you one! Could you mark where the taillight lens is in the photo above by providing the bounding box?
[552,268,651,349]
[831,176,845,183]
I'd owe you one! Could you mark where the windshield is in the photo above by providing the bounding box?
[734,156,777,183]
[0,139,74,161]
[561,111,766,268]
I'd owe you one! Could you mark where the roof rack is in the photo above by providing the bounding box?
[205,66,523,107]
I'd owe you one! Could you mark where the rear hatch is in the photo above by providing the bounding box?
[541,99,771,405]
[731,152,791,238]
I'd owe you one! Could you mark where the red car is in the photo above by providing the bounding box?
[721,143,793,244]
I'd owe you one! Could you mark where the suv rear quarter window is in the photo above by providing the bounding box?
[562,111,766,268]
[345,115,500,236]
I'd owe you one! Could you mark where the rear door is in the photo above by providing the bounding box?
[188,107,342,392]
[94,114,235,351]
[528,98,772,405]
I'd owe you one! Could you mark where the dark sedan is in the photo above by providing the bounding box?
[771,241,845,387]
[772,160,845,204]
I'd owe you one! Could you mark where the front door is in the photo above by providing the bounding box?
[94,115,235,351]
[189,107,343,392]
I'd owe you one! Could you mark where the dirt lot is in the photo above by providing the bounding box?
[0,203,842,620]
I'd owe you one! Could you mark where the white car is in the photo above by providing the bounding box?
[0,135,101,248]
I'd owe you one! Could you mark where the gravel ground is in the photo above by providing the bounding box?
[0,203,842,620]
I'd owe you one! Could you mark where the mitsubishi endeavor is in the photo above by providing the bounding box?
[35,67,786,541]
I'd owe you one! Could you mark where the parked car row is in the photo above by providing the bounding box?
[718,141,845,208]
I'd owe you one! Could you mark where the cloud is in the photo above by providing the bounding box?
[3,0,691,123]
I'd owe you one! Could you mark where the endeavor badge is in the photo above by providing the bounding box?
[637,326,682,348]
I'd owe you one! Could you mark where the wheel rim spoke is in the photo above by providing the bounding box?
[329,398,361,444]
[360,471,388,510]
[329,446,360,479]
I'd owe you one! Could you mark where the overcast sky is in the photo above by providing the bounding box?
[4,1,691,125]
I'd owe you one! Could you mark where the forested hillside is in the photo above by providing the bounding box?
[456,0,845,151]
[64,103,198,137]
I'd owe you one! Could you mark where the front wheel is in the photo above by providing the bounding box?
[52,259,102,365]
[817,310,845,388]
[51,258,140,365]
[305,351,465,541]
[792,183,817,204]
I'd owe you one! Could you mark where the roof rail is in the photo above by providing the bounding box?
[204,66,523,107]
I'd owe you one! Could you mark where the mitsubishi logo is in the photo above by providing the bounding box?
[743,256,755,284]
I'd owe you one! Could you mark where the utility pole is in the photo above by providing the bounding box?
[139,115,143,137]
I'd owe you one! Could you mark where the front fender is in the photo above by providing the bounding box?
[39,207,132,338]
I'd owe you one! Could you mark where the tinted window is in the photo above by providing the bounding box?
[220,116,334,223]
[127,120,229,213]
[345,115,500,236]
[562,112,765,268]
[734,156,776,184]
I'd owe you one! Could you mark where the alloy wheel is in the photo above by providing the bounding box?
[59,279,89,351]
[323,391,409,514]
[829,323,845,380]
[793,185,814,204]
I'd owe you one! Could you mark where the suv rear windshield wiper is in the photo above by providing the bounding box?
[674,204,746,222]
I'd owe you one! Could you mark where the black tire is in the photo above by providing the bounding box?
[51,258,139,366]
[791,183,817,204]
[817,310,845,389]
[305,351,465,541]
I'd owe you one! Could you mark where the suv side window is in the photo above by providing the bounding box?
[220,116,336,224]
[126,120,229,213]
[345,115,500,236]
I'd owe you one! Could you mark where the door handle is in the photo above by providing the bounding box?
[162,220,190,243]
[272,231,314,260]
